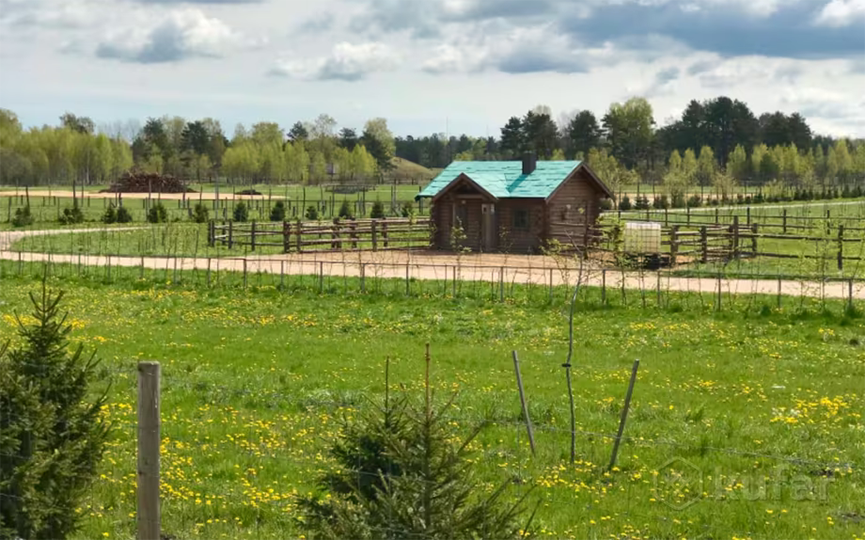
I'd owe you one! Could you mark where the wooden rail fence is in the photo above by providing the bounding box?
[208,218,431,253]
[578,216,865,270]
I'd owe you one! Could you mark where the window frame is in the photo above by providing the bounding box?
[513,209,530,231]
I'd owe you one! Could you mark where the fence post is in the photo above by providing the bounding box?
[716,273,722,312]
[601,269,607,304]
[782,209,787,234]
[296,219,302,253]
[608,359,639,471]
[499,266,505,302]
[777,276,782,309]
[700,227,708,263]
[731,215,740,259]
[382,221,389,249]
[371,219,378,251]
[751,223,758,256]
[206,258,211,287]
[670,226,679,267]
[512,351,536,457]
[714,207,719,225]
[746,206,751,225]
[250,220,256,252]
[137,361,161,540]
[837,225,844,271]
[319,261,324,294]
[228,220,233,249]
[283,221,290,253]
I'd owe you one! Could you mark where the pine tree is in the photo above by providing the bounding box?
[298,354,536,540]
[1,283,109,539]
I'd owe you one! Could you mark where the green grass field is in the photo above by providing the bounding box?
[1,268,863,540]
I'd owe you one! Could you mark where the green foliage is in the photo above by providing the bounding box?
[370,200,385,219]
[599,198,613,211]
[58,206,85,225]
[400,201,415,218]
[0,283,109,540]
[116,206,133,224]
[633,195,650,210]
[192,203,210,223]
[101,205,117,224]
[618,196,632,211]
[270,201,286,222]
[147,202,168,224]
[305,205,319,221]
[11,205,33,227]
[232,201,249,222]
[338,200,353,219]
[298,360,535,540]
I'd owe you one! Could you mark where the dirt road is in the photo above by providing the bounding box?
[2,228,863,302]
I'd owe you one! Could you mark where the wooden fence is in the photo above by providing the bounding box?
[582,216,865,271]
[208,218,432,253]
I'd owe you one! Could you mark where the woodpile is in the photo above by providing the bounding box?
[102,172,194,193]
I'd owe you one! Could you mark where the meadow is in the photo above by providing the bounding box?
[1,267,863,540]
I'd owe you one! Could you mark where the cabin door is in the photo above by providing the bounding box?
[481,203,496,251]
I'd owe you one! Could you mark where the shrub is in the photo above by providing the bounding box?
[192,203,210,223]
[599,198,614,211]
[58,206,84,225]
[101,205,117,224]
[116,206,133,223]
[305,205,319,221]
[232,201,249,222]
[147,202,168,224]
[618,196,632,211]
[270,201,286,222]
[670,193,686,208]
[400,201,415,218]
[687,195,702,208]
[11,205,33,227]
[298,359,535,540]
[370,200,385,219]
[0,283,110,540]
[338,200,353,219]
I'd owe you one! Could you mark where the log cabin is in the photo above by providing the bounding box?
[416,155,613,252]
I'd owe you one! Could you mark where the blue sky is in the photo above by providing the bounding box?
[1,0,863,138]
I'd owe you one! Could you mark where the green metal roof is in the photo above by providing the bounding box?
[417,161,583,200]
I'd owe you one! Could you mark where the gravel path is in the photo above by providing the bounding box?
[1,228,863,301]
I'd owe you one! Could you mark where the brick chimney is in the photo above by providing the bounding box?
[522,152,537,175]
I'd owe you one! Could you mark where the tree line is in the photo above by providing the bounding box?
[0,109,397,186]
[1,97,864,194]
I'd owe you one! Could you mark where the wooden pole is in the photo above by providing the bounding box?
[250,220,256,252]
[137,361,161,540]
[700,226,708,263]
[512,351,536,456]
[837,225,844,271]
[670,226,679,267]
[608,359,639,471]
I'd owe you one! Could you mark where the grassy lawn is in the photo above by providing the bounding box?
[0,269,863,540]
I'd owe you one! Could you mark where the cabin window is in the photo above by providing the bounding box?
[513,209,529,231]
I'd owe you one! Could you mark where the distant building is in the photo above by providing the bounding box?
[417,155,612,252]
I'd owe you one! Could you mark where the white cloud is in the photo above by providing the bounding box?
[95,8,251,63]
[815,0,865,26]
[270,42,399,81]
[780,86,865,135]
